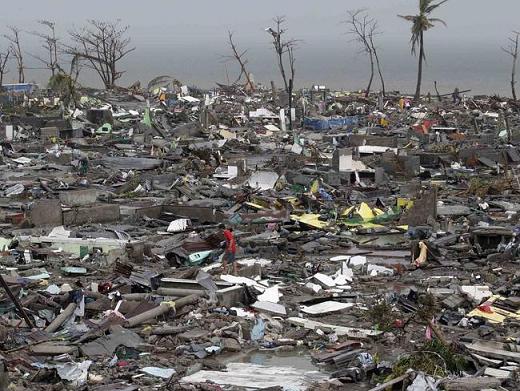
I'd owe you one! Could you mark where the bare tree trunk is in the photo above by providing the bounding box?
[0,51,9,87]
[15,36,24,83]
[287,45,296,131]
[502,32,520,101]
[511,37,518,101]
[268,17,296,95]
[52,26,58,76]
[4,27,25,83]
[371,38,386,96]
[414,31,424,101]
[267,16,298,131]
[366,50,374,97]
[16,41,24,83]
[434,81,442,102]
[31,21,60,78]
[347,10,382,98]
[225,31,254,91]
[277,46,289,93]
[109,63,117,89]
[512,69,517,101]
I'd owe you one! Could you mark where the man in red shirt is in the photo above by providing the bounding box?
[221,225,237,275]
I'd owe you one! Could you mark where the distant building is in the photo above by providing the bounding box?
[1,83,38,94]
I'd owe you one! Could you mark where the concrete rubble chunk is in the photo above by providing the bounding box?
[313,273,336,288]
[80,326,143,358]
[220,337,241,352]
[252,301,287,316]
[301,301,354,315]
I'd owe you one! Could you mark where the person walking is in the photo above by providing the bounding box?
[221,225,237,275]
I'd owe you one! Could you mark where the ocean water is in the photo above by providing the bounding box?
[17,41,513,97]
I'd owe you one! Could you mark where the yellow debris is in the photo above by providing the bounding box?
[245,202,265,210]
[373,208,385,216]
[290,214,328,229]
[357,202,375,220]
[468,295,520,324]
[310,179,319,194]
[342,205,355,216]
[397,198,414,209]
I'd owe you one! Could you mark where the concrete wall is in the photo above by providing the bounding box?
[62,204,120,225]
[59,189,99,207]
[29,199,63,226]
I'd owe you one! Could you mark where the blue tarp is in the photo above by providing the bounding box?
[303,116,358,130]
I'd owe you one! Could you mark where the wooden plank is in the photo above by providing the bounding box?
[464,342,520,363]
[443,377,502,391]
[484,367,511,379]
[470,353,502,367]
[368,372,413,391]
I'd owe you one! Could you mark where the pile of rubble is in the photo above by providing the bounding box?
[0,81,520,390]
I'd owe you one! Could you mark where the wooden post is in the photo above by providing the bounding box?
[0,274,34,328]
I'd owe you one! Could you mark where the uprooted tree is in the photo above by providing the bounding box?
[266,16,298,130]
[346,9,386,97]
[4,26,25,83]
[503,31,520,101]
[66,20,135,89]
[223,31,255,92]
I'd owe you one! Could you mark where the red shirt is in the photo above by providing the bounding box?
[223,229,236,253]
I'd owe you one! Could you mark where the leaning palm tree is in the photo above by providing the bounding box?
[399,0,448,101]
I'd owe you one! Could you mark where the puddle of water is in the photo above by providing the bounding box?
[222,348,375,390]
[225,347,322,372]
[248,349,317,371]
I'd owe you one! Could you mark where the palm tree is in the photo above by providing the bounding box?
[399,0,448,101]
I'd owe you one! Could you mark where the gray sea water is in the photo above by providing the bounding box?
[5,35,512,97]
[51,42,515,97]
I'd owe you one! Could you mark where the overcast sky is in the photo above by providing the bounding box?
[1,0,519,94]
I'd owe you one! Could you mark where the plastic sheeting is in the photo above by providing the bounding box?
[303,116,358,130]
